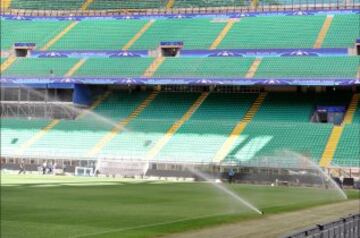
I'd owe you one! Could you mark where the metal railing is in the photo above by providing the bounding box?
[283,214,360,238]
[1,1,359,17]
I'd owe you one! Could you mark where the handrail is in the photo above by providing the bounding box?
[1,3,359,17]
[283,213,360,238]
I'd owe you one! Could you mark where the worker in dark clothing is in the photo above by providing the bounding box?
[18,160,26,174]
[42,161,47,175]
[228,168,235,184]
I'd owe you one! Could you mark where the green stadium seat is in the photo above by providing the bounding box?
[2,58,78,77]
[155,93,257,162]
[333,124,360,167]
[174,0,249,8]
[74,58,153,77]
[98,92,200,158]
[10,0,84,10]
[219,15,326,49]
[1,20,71,50]
[3,56,358,81]
[0,92,357,167]
[50,20,149,50]
[253,93,352,123]
[1,118,51,156]
[25,92,150,157]
[225,121,333,164]
[2,14,358,50]
[354,107,360,124]
[322,14,360,48]
[88,0,166,9]
[154,57,254,78]
[255,57,359,79]
[131,18,226,50]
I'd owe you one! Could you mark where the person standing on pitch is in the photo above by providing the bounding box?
[18,160,26,174]
[228,168,235,184]
[42,161,47,175]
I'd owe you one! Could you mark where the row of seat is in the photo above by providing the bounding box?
[355,108,360,123]
[333,124,360,167]
[7,0,355,10]
[1,118,51,155]
[225,121,333,164]
[2,14,358,50]
[256,57,359,79]
[3,57,359,79]
[98,92,200,158]
[25,92,150,157]
[3,57,78,77]
[1,92,358,166]
[1,20,70,50]
[9,0,84,10]
[220,15,326,49]
[221,14,359,49]
[174,0,353,8]
[8,0,165,10]
[154,93,257,162]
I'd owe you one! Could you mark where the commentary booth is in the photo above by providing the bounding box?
[13,42,36,57]
[156,41,183,57]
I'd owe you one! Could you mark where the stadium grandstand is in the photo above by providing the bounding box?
[0,0,359,238]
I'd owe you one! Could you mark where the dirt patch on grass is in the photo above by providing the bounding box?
[163,199,360,238]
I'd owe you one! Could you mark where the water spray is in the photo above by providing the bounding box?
[16,84,130,132]
[274,150,348,200]
[186,166,263,215]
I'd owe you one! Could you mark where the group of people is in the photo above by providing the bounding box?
[42,161,57,175]
[18,160,58,175]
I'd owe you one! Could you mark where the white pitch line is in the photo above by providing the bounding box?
[71,212,243,238]
[31,184,61,187]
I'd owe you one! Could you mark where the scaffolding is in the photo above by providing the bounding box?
[0,87,80,119]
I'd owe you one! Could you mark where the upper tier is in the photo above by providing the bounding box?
[2,14,359,50]
[4,0,359,10]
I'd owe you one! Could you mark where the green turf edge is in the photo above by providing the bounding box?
[79,190,359,238]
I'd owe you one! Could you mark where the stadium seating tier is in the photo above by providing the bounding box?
[98,92,201,158]
[1,14,358,50]
[2,92,357,167]
[6,0,355,10]
[9,0,84,9]
[174,0,248,8]
[130,19,226,50]
[219,15,326,49]
[74,58,153,77]
[155,93,257,162]
[2,58,79,77]
[88,0,166,9]
[23,92,150,157]
[50,20,150,50]
[1,20,71,50]
[255,57,359,79]
[332,124,360,167]
[3,57,358,80]
[225,121,333,164]
[322,14,360,48]
[154,57,255,78]
[1,118,51,155]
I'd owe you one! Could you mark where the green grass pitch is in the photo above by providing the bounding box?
[1,174,358,238]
